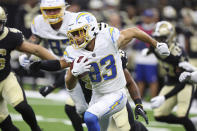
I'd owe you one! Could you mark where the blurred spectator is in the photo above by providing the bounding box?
[162,6,177,22]
[107,11,122,29]
[67,3,81,12]
[123,5,139,28]
[15,0,40,39]
[88,0,105,22]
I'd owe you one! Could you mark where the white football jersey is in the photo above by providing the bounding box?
[64,27,126,93]
[31,11,76,57]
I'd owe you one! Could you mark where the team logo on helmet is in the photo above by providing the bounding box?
[153,21,176,44]
[67,12,99,49]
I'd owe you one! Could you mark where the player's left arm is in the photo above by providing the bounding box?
[117,27,157,48]
[117,27,170,57]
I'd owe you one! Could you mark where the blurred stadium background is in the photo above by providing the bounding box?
[1,0,197,130]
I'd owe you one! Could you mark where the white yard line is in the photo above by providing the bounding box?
[11,113,175,130]
[25,90,197,114]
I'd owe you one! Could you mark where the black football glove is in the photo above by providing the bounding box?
[39,86,55,97]
[135,104,149,124]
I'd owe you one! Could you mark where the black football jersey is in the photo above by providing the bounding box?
[152,43,188,84]
[0,27,23,81]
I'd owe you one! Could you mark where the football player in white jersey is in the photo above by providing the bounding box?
[18,0,151,130]
[27,12,170,131]
[19,0,145,130]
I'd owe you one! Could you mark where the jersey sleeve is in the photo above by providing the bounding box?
[63,46,75,63]
[31,16,41,36]
[108,27,120,50]
[9,28,24,48]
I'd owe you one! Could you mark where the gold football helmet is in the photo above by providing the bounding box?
[153,21,176,44]
[0,6,7,34]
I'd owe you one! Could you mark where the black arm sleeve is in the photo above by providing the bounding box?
[164,82,186,99]
[30,60,61,72]
[40,60,61,71]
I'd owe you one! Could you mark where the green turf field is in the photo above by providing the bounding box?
[7,97,195,131]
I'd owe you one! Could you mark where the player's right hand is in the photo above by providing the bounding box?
[71,55,91,77]
[179,72,191,83]
[155,42,170,58]
[39,86,55,97]
[19,54,30,67]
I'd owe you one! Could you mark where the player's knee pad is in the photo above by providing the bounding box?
[84,112,98,125]
[0,115,19,131]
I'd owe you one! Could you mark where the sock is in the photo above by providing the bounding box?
[155,114,196,131]
[15,101,41,131]
[0,115,19,131]
[84,111,100,131]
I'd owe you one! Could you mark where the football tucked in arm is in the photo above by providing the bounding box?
[70,56,89,78]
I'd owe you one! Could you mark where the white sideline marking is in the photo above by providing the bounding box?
[25,90,197,114]
[147,127,170,131]
[11,113,173,130]
[141,121,182,127]
[10,113,87,127]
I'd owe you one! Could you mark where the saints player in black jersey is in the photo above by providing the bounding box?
[0,6,60,131]
[147,21,196,131]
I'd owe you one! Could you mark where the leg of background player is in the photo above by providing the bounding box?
[53,71,66,89]
[155,115,196,131]
[15,101,42,131]
[0,115,19,131]
[65,104,84,131]
[126,101,148,131]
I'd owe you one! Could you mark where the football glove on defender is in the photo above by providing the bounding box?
[150,95,165,109]
[135,104,149,124]
[155,42,170,58]
[179,72,191,83]
[19,54,30,67]
[39,86,55,97]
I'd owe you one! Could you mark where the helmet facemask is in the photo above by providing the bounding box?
[67,13,99,49]
[40,0,66,24]
[40,6,65,24]
[0,7,7,35]
[67,24,92,49]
